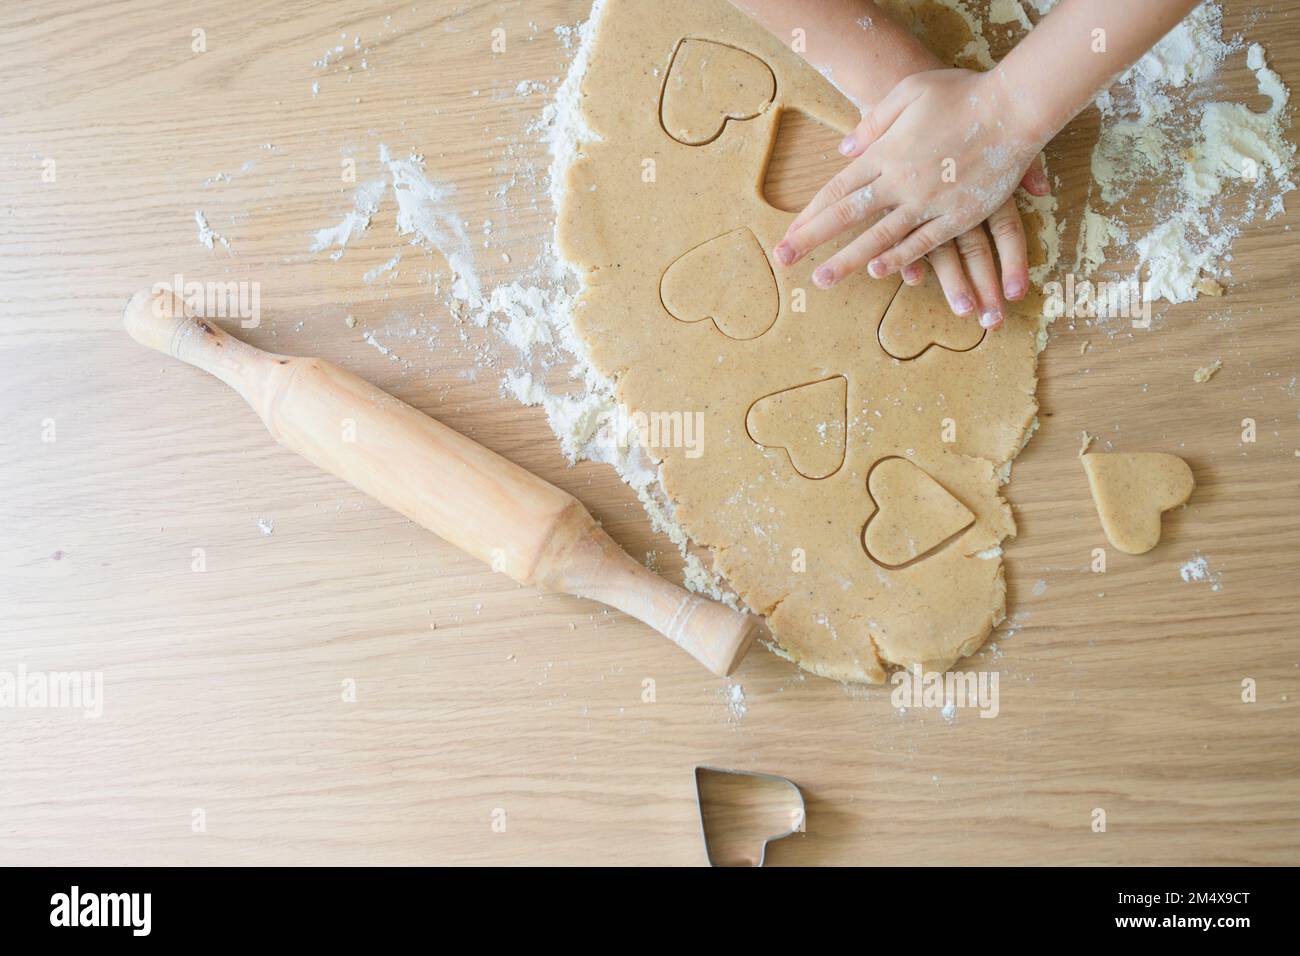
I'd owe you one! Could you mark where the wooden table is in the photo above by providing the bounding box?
[2,0,1296,866]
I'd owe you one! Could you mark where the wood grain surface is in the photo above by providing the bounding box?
[1,0,1297,866]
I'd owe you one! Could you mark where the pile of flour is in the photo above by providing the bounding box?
[1055,1,1294,305]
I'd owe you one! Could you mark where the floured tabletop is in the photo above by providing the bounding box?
[0,0,1297,865]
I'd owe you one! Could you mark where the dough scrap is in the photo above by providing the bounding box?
[559,0,1041,682]
[863,457,976,567]
[746,376,847,479]
[878,272,985,359]
[661,227,778,340]
[1192,358,1222,383]
[660,37,776,145]
[1081,452,1194,555]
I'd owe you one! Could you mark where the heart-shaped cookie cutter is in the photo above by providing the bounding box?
[693,765,805,867]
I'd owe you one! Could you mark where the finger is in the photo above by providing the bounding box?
[812,209,917,289]
[954,226,1003,329]
[865,217,960,277]
[785,155,880,237]
[926,242,977,316]
[775,181,884,266]
[1019,155,1050,196]
[839,77,921,157]
[987,198,1029,301]
[901,259,926,286]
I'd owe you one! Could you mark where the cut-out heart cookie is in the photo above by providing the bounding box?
[661,227,778,340]
[863,458,975,567]
[746,376,846,479]
[1081,452,1194,555]
[660,38,776,145]
[878,271,984,360]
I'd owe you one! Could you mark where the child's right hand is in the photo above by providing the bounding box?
[722,0,1052,326]
[776,69,1052,329]
[892,172,1048,329]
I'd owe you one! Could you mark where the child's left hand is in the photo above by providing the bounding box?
[774,68,1049,328]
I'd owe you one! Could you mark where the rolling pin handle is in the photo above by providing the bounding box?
[539,525,760,676]
[123,289,280,400]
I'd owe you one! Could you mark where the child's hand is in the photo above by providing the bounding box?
[888,193,1039,330]
[774,68,1049,329]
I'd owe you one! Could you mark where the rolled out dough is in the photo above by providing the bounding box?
[558,0,1041,682]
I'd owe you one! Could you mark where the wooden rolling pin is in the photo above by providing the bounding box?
[124,289,758,676]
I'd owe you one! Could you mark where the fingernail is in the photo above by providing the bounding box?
[868,260,889,278]
[952,294,975,315]
[813,266,834,288]
[774,242,796,266]
[1005,278,1026,300]
[980,308,1003,329]
[903,266,923,285]
[838,135,857,156]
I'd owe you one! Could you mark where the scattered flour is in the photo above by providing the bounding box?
[363,253,401,285]
[1075,206,1127,275]
[724,681,748,721]
[362,329,398,360]
[1179,552,1223,591]
[1078,5,1295,306]
[946,1,1293,311]
[194,210,232,253]
[256,517,275,536]
[309,177,386,259]
[379,144,482,305]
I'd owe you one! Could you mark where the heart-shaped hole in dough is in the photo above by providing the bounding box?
[660,37,776,146]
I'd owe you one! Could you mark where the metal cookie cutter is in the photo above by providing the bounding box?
[693,765,805,867]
